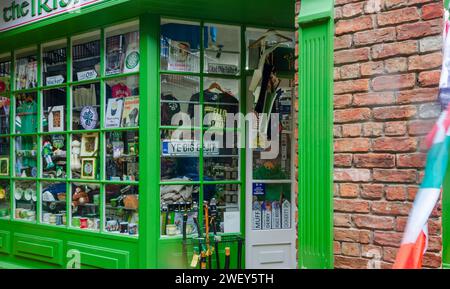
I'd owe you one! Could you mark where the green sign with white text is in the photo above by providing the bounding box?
[0,0,102,32]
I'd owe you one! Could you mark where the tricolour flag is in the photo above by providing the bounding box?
[393,106,450,269]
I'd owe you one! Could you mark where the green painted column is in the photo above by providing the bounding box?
[298,0,335,269]
[139,13,160,268]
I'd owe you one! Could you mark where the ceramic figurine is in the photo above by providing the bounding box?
[71,140,81,171]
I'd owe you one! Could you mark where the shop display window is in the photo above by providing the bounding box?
[0,55,11,136]
[72,31,101,82]
[204,24,241,75]
[203,184,240,234]
[41,182,66,226]
[105,184,139,235]
[105,21,140,76]
[0,138,10,177]
[42,40,67,86]
[71,133,99,180]
[15,92,37,134]
[0,54,11,96]
[15,48,38,90]
[105,131,139,181]
[160,74,200,127]
[72,83,100,130]
[159,20,242,238]
[14,181,36,222]
[1,21,141,235]
[0,180,10,218]
[160,129,200,181]
[15,136,37,177]
[160,184,199,237]
[70,183,100,231]
[42,88,67,132]
[105,75,139,128]
[160,19,201,73]
[42,135,67,179]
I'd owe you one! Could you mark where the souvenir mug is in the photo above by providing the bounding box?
[80,217,88,229]
[72,217,81,227]
[120,222,128,233]
[128,223,137,235]
[55,214,63,225]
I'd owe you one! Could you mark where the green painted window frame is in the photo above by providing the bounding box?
[0,18,142,239]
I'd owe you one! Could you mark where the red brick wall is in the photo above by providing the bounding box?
[333,0,444,269]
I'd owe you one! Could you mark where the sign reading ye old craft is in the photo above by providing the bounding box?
[1,0,103,32]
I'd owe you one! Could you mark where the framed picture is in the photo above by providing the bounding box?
[48,105,64,132]
[81,133,99,157]
[105,98,124,128]
[81,158,96,179]
[0,157,8,176]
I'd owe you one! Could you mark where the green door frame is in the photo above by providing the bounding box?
[298,0,335,269]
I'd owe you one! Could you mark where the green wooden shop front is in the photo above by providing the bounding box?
[0,0,335,269]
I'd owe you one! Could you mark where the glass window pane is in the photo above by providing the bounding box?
[160,184,199,237]
[0,55,11,96]
[203,184,239,234]
[0,180,10,218]
[249,77,293,180]
[42,88,66,132]
[72,32,100,82]
[251,183,291,230]
[105,131,139,181]
[204,132,239,181]
[105,184,139,235]
[203,78,240,129]
[15,92,37,134]
[204,24,240,75]
[0,96,10,135]
[15,136,37,177]
[105,21,140,76]
[15,48,37,90]
[160,19,201,73]
[41,181,66,226]
[72,83,100,130]
[160,129,200,181]
[160,74,199,126]
[0,137,9,177]
[70,183,100,231]
[71,133,99,180]
[42,40,67,86]
[42,135,67,179]
[245,28,295,72]
[105,75,139,128]
[14,181,36,222]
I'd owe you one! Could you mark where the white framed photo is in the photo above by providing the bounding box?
[48,105,64,132]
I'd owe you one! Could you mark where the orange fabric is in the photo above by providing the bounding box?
[393,231,427,269]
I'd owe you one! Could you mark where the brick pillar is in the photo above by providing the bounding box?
[333,0,443,268]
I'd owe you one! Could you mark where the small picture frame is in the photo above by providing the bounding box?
[81,133,99,157]
[48,105,64,132]
[0,157,9,176]
[81,158,96,179]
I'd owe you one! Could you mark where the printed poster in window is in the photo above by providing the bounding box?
[121,96,139,127]
[105,98,124,128]
[168,40,191,71]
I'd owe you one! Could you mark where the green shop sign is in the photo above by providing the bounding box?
[0,0,102,32]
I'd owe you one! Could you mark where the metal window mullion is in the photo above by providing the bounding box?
[66,36,72,228]
[99,27,106,233]
[9,50,14,221]
[36,43,42,224]
[239,24,246,239]
[198,20,205,234]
